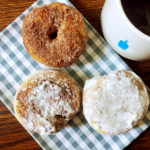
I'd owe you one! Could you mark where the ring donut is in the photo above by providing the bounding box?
[22,2,87,67]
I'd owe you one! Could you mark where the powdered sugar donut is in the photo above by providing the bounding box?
[83,70,149,135]
[14,69,81,134]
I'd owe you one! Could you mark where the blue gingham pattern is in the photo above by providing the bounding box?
[0,0,150,149]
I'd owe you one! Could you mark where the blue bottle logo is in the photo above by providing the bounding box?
[118,40,129,50]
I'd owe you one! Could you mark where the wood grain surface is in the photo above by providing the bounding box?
[0,0,150,149]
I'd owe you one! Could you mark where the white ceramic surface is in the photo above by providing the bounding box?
[101,0,150,60]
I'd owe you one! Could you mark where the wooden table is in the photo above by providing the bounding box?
[0,0,150,149]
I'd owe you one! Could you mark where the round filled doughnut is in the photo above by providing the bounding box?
[22,2,87,67]
[83,70,149,135]
[14,69,81,134]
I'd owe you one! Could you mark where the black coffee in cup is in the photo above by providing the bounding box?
[121,0,150,36]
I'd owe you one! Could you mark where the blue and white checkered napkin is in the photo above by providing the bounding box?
[0,0,150,149]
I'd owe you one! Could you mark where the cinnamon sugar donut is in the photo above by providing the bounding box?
[14,69,81,134]
[22,2,87,67]
[83,70,149,135]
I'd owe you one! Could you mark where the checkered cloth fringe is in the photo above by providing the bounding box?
[0,0,150,149]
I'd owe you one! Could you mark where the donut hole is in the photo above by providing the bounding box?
[49,29,58,40]
[55,115,67,120]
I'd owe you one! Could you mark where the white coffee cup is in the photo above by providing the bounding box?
[101,0,150,61]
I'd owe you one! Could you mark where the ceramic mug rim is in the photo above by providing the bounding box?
[117,0,150,40]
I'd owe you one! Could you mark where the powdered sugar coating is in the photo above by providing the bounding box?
[14,69,81,134]
[83,70,149,135]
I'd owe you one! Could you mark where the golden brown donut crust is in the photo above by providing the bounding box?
[14,69,81,134]
[22,2,87,67]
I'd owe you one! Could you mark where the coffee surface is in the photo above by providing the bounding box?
[122,0,150,36]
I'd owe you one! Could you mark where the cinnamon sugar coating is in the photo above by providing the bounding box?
[14,69,81,134]
[22,2,87,67]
